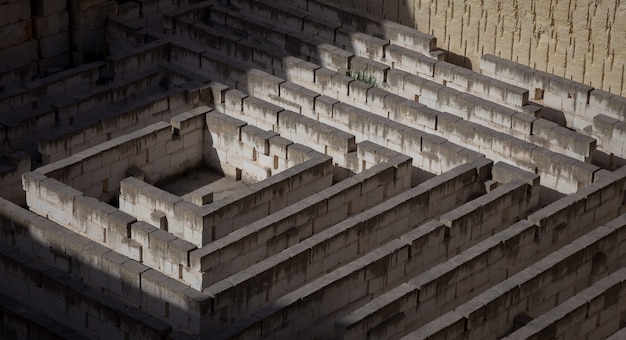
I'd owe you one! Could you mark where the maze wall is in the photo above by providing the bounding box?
[325,0,626,97]
[2,0,626,339]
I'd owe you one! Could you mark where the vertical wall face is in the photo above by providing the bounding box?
[417,0,626,96]
[4,0,623,94]
[68,0,118,64]
[31,0,71,70]
[344,0,626,96]
[0,0,36,65]
[0,0,116,73]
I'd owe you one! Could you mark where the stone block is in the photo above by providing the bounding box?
[452,66,475,90]
[282,55,317,82]
[0,2,29,27]
[241,125,277,156]
[191,187,213,206]
[40,177,82,209]
[120,258,148,294]
[206,111,247,142]
[149,229,177,262]
[314,66,335,91]
[350,56,388,81]
[479,54,499,76]
[433,60,456,83]
[117,1,139,19]
[32,11,69,39]
[502,84,530,107]
[168,238,196,266]
[326,46,353,71]
[0,39,37,64]
[310,43,336,69]
[170,106,209,134]
[32,0,67,16]
[0,20,33,50]
[260,74,285,95]
[224,89,247,113]
[386,69,409,91]
[593,114,620,139]
[54,231,88,268]
[22,171,48,195]
[101,250,127,282]
[607,96,626,120]
[246,68,271,94]
[589,89,614,111]
[71,0,117,30]
[150,211,168,230]
[512,112,536,135]
[468,73,492,98]
[314,95,338,118]
[533,118,559,138]
[76,241,111,276]
[543,91,563,110]
[511,63,536,86]
[243,97,283,128]
[131,221,158,250]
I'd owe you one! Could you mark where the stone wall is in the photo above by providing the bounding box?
[32,0,71,70]
[0,195,209,337]
[29,107,208,200]
[20,109,209,283]
[335,166,626,339]
[203,158,491,330]
[0,0,119,74]
[0,151,30,205]
[187,150,412,290]
[320,0,626,97]
[120,150,334,247]
[181,5,596,193]
[503,267,626,340]
[5,0,626,338]
[227,172,537,338]
[0,0,36,66]
[413,213,626,340]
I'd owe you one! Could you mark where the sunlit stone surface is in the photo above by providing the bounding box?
[2,1,626,339]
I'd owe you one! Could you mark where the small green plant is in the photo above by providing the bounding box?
[346,66,377,86]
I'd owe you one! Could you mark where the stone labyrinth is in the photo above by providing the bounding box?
[2,0,626,339]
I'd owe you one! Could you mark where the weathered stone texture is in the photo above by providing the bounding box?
[2,0,626,339]
[333,0,626,96]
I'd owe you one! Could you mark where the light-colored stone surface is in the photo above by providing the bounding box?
[327,0,626,97]
[2,0,626,339]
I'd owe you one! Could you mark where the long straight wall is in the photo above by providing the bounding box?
[324,0,626,97]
